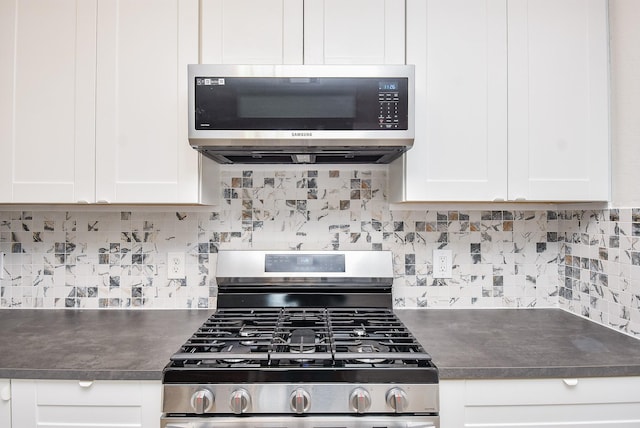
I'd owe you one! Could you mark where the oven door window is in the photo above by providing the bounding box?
[194,77,408,131]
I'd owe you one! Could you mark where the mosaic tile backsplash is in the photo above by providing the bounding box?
[0,167,638,338]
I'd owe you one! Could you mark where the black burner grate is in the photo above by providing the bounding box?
[169,308,432,369]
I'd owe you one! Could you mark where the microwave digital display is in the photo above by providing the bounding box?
[379,81,398,91]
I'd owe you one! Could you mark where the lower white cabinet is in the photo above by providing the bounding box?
[11,379,161,428]
[0,379,10,428]
[441,377,640,428]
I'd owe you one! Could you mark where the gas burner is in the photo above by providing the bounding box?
[352,327,368,337]
[289,328,317,354]
[347,340,391,364]
[239,327,259,337]
[238,326,266,345]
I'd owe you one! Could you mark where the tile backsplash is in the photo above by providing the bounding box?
[558,209,640,337]
[0,167,638,338]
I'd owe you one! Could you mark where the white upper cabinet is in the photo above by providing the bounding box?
[391,0,610,202]
[0,0,216,205]
[390,0,508,202]
[0,0,97,203]
[200,0,404,66]
[507,0,610,201]
[304,0,405,65]
[95,0,215,204]
[200,0,304,64]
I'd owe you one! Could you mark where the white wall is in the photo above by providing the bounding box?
[610,0,640,207]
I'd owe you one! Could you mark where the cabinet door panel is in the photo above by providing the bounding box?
[390,0,507,202]
[508,0,609,201]
[0,0,96,203]
[95,0,201,203]
[201,0,303,64]
[304,0,405,65]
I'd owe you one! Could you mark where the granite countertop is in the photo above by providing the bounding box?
[2,308,640,381]
[0,309,212,380]
[396,308,640,379]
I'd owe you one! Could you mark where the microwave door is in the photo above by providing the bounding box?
[194,77,401,132]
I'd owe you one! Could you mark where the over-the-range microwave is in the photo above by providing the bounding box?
[187,64,415,164]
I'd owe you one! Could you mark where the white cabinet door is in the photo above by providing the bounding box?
[0,380,10,428]
[507,0,610,201]
[200,0,303,64]
[389,0,508,202]
[441,378,640,428]
[95,0,215,204]
[0,0,96,203]
[11,379,161,428]
[304,0,405,65]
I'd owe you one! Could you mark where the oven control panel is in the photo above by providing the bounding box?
[163,383,439,416]
[265,254,345,273]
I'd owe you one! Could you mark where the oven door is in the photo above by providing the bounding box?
[162,415,439,428]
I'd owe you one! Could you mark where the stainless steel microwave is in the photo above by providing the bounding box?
[187,64,414,164]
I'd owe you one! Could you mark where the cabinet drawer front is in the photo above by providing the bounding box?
[442,378,640,427]
[11,380,161,428]
[465,377,640,406]
[467,401,640,427]
[37,405,141,427]
[32,380,148,406]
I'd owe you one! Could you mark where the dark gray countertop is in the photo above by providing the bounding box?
[2,308,640,381]
[0,309,212,380]
[396,308,640,379]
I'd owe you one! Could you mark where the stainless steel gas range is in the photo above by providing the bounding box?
[161,250,439,428]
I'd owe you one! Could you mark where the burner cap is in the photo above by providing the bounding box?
[289,328,317,354]
[348,340,390,364]
[239,328,258,337]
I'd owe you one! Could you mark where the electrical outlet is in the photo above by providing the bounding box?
[167,252,185,279]
[433,249,452,279]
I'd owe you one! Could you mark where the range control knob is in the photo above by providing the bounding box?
[190,389,214,414]
[229,388,251,414]
[386,387,409,413]
[349,388,371,413]
[289,388,311,414]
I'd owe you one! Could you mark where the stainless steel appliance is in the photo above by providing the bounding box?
[161,250,439,428]
[188,65,415,164]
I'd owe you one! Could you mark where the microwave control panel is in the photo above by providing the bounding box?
[378,81,400,129]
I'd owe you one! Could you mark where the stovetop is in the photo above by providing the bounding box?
[163,307,438,384]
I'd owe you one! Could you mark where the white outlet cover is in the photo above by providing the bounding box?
[167,252,186,279]
[433,249,452,279]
